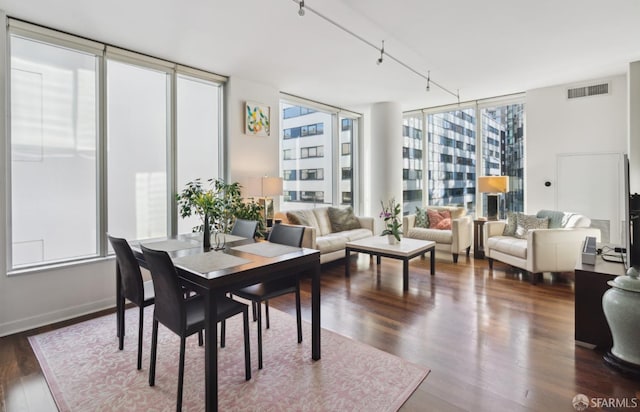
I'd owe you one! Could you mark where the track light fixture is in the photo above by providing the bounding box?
[290,0,459,102]
[376,40,384,65]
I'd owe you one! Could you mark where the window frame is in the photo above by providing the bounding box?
[4,18,227,273]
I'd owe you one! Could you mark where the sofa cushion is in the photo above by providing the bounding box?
[515,214,549,239]
[503,212,519,236]
[327,207,361,233]
[315,232,350,254]
[536,210,566,229]
[414,207,429,228]
[486,236,528,259]
[407,227,453,244]
[286,209,319,230]
[313,207,333,236]
[344,228,374,241]
[427,209,452,230]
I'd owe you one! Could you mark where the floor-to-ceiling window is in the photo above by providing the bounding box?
[402,114,424,214]
[403,96,525,217]
[6,20,225,271]
[480,103,525,215]
[280,97,359,211]
[107,59,169,241]
[10,32,100,268]
[427,108,477,211]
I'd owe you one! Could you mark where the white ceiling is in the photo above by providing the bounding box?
[1,0,639,111]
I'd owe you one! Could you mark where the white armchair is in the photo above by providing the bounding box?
[483,210,601,284]
[403,206,473,263]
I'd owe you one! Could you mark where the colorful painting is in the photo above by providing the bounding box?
[245,102,271,136]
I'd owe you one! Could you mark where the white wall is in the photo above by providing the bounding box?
[225,77,282,208]
[525,74,628,213]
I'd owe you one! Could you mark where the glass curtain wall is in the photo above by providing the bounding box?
[427,108,477,212]
[404,97,525,217]
[402,114,424,214]
[280,99,358,211]
[480,103,525,215]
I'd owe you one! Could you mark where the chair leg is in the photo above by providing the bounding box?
[118,296,125,350]
[453,253,459,263]
[466,246,471,257]
[177,336,186,412]
[220,320,226,348]
[198,330,203,347]
[295,283,302,344]
[257,301,263,370]
[265,300,270,329]
[149,319,158,386]
[251,301,257,322]
[488,258,494,270]
[137,306,144,370]
[242,308,251,381]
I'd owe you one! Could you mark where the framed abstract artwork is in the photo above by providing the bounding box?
[245,101,271,136]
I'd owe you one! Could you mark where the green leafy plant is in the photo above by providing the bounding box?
[176,178,264,236]
[379,198,402,241]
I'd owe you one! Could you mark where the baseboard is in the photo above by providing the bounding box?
[0,297,115,337]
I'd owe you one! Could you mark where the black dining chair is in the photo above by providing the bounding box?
[141,245,251,412]
[232,223,305,369]
[230,218,259,239]
[108,235,155,370]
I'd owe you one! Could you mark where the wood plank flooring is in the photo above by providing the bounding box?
[1,251,639,411]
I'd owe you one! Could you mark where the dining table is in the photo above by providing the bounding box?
[121,232,321,412]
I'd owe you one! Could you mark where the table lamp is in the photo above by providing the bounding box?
[478,176,509,220]
[247,176,283,228]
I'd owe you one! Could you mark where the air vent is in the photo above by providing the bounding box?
[567,82,610,99]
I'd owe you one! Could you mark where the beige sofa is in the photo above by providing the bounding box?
[276,207,374,264]
[483,210,601,284]
[402,205,473,263]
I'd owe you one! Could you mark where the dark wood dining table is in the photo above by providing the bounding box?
[121,233,321,412]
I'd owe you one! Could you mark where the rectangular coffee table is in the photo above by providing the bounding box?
[345,237,436,291]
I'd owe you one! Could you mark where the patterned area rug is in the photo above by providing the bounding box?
[29,306,429,411]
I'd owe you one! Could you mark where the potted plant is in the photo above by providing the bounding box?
[177,178,265,249]
[380,198,402,244]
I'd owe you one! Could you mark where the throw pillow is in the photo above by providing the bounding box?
[515,214,549,239]
[502,211,519,236]
[536,210,565,229]
[414,207,429,228]
[327,207,361,232]
[427,209,452,230]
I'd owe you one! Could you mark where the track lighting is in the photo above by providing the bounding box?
[376,40,384,65]
[290,0,459,102]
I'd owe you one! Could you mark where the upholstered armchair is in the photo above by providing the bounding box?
[483,210,601,284]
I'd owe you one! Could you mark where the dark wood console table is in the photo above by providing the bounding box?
[574,253,625,349]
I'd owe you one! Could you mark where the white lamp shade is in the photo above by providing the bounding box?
[261,177,283,197]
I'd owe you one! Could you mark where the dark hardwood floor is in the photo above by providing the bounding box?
[1,251,639,411]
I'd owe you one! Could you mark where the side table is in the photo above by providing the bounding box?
[473,219,486,259]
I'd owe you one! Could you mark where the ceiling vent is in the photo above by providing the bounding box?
[567,82,610,99]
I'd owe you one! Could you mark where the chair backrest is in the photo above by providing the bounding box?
[231,218,258,238]
[108,235,146,306]
[267,223,305,247]
[141,246,185,335]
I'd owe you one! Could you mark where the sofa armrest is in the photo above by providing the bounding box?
[300,225,317,250]
[403,214,416,236]
[528,227,601,272]
[451,215,472,251]
[357,216,375,233]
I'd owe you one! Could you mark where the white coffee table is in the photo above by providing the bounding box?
[345,237,436,291]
